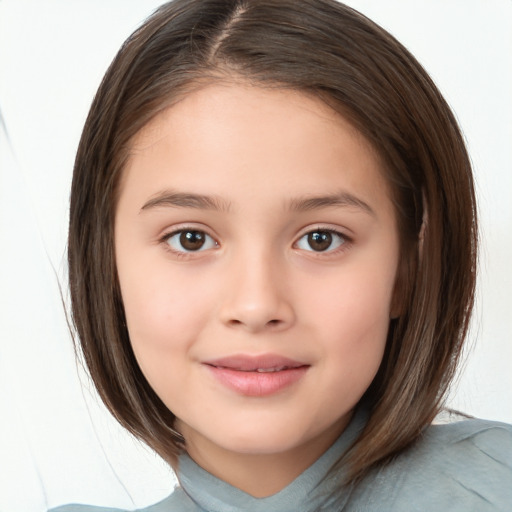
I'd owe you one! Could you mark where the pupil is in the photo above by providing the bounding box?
[180,231,205,251]
[308,231,332,251]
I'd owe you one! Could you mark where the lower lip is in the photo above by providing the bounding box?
[205,365,309,397]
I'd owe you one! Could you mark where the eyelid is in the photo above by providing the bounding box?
[293,225,353,254]
[159,224,220,256]
[158,222,218,241]
[295,224,353,241]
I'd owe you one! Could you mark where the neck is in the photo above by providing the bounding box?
[178,415,350,498]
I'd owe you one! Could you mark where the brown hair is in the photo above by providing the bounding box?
[68,0,477,486]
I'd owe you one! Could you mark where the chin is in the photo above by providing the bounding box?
[210,421,316,456]
[221,437,298,456]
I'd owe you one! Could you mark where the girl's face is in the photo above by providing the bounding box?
[115,83,400,490]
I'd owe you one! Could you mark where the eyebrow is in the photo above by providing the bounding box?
[140,190,231,213]
[288,192,376,216]
[140,189,375,216]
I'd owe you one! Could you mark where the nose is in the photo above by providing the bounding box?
[218,251,296,333]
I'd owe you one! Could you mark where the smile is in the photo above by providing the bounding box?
[214,365,295,373]
[203,355,310,396]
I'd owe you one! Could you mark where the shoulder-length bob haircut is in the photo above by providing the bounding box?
[68,0,477,483]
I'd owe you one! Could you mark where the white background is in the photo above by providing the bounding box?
[0,1,511,510]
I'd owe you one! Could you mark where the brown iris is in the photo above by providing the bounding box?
[307,231,333,251]
[180,231,206,251]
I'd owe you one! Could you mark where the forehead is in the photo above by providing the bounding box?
[131,83,368,155]
[122,83,392,213]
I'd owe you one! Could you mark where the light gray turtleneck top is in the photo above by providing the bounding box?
[49,406,512,512]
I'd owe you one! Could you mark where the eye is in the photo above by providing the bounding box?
[295,229,347,252]
[165,229,217,253]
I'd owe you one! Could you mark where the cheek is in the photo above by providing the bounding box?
[118,262,216,382]
[121,257,208,334]
[303,259,395,327]
[300,262,395,377]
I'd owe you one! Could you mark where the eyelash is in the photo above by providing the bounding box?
[294,227,352,255]
[159,226,352,258]
[160,228,218,258]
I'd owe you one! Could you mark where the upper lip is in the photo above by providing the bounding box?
[203,354,309,372]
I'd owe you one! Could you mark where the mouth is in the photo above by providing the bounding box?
[204,354,308,371]
[208,364,304,373]
[236,366,294,373]
[202,354,310,396]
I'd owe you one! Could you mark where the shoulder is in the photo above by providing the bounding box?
[350,418,512,512]
[47,487,199,512]
[420,416,512,462]
[417,417,512,484]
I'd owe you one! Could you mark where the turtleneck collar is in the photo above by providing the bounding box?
[176,404,368,512]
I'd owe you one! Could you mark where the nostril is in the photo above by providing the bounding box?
[226,318,283,330]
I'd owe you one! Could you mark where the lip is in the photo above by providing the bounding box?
[203,354,310,397]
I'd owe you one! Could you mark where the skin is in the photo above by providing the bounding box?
[115,83,400,497]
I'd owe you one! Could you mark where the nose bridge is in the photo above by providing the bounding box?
[220,242,294,332]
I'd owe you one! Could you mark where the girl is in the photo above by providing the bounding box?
[54,0,511,510]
